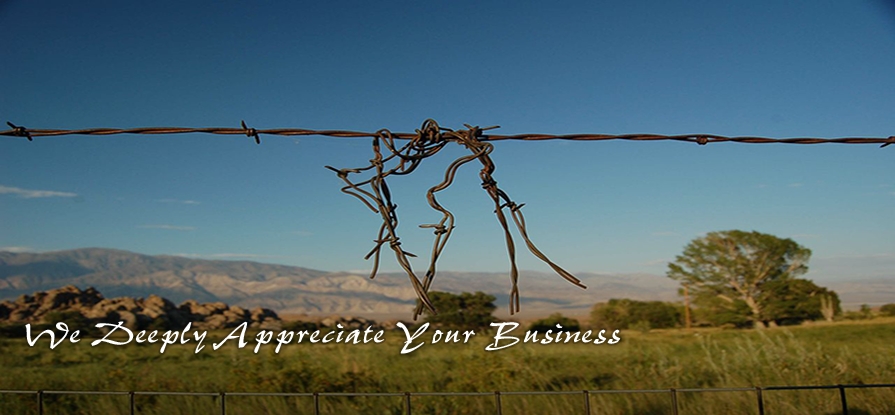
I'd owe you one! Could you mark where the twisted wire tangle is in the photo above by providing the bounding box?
[3,120,892,317]
[324,120,585,319]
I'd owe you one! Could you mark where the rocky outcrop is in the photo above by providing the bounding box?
[0,285,282,331]
[0,248,696,318]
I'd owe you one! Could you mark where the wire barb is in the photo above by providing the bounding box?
[240,120,261,144]
[882,136,895,148]
[6,121,32,141]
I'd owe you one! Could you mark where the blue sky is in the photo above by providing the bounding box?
[1,1,893,283]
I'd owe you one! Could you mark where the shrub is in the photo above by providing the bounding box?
[843,304,874,321]
[590,299,682,329]
[421,291,497,332]
[528,313,580,333]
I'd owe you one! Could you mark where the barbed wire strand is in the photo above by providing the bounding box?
[3,121,894,147]
[4,120,891,317]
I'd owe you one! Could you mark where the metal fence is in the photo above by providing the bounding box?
[3,383,894,415]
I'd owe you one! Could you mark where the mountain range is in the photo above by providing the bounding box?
[0,248,889,318]
[0,248,682,318]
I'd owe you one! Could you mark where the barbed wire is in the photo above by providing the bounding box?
[3,119,891,318]
[322,120,584,319]
[3,120,894,147]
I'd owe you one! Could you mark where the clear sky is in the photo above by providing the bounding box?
[1,1,893,283]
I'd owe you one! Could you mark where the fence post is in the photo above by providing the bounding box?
[838,384,848,415]
[129,391,135,415]
[405,392,412,415]
[37,390,43,415]
[583,390,591,415]
[670,388,679,415]
[494,391,502,415]
[755,387,764,415]
[313,392,320,415]
[220,392,226,415]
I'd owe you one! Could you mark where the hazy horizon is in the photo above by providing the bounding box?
[1,246,890,312]
[1,245,891,283]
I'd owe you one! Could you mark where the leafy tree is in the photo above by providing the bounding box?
[667,230,811,329]
[880,303,895,317]
[528,313,580,333]
[590,298,682,329]
[421,291,496,332]
[688,295,753,328]
[758,278,840,325]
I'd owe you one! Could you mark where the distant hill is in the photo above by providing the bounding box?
[4,248,887,317]
[0,248,682,318]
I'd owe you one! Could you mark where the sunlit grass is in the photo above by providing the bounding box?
[1,319,893,414]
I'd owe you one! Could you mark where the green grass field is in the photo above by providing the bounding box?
[1,319,893,414]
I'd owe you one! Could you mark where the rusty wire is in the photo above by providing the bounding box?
[2,120,894,147]
[3,119,891,316]
[325,120,584,318]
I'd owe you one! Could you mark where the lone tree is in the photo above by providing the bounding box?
[667,230,811,329]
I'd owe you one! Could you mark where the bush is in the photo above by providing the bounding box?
[590,299,682,329]
[421,291,497,332]
[528,313,580,333]
[42,310,103,336]
[0,323,29,338]
[843,304,874,321]
[281,320,320,332]
[879,303,895,317]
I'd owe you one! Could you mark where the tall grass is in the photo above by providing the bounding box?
[1,319,893,414]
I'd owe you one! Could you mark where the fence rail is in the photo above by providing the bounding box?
[3,383,893,415]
